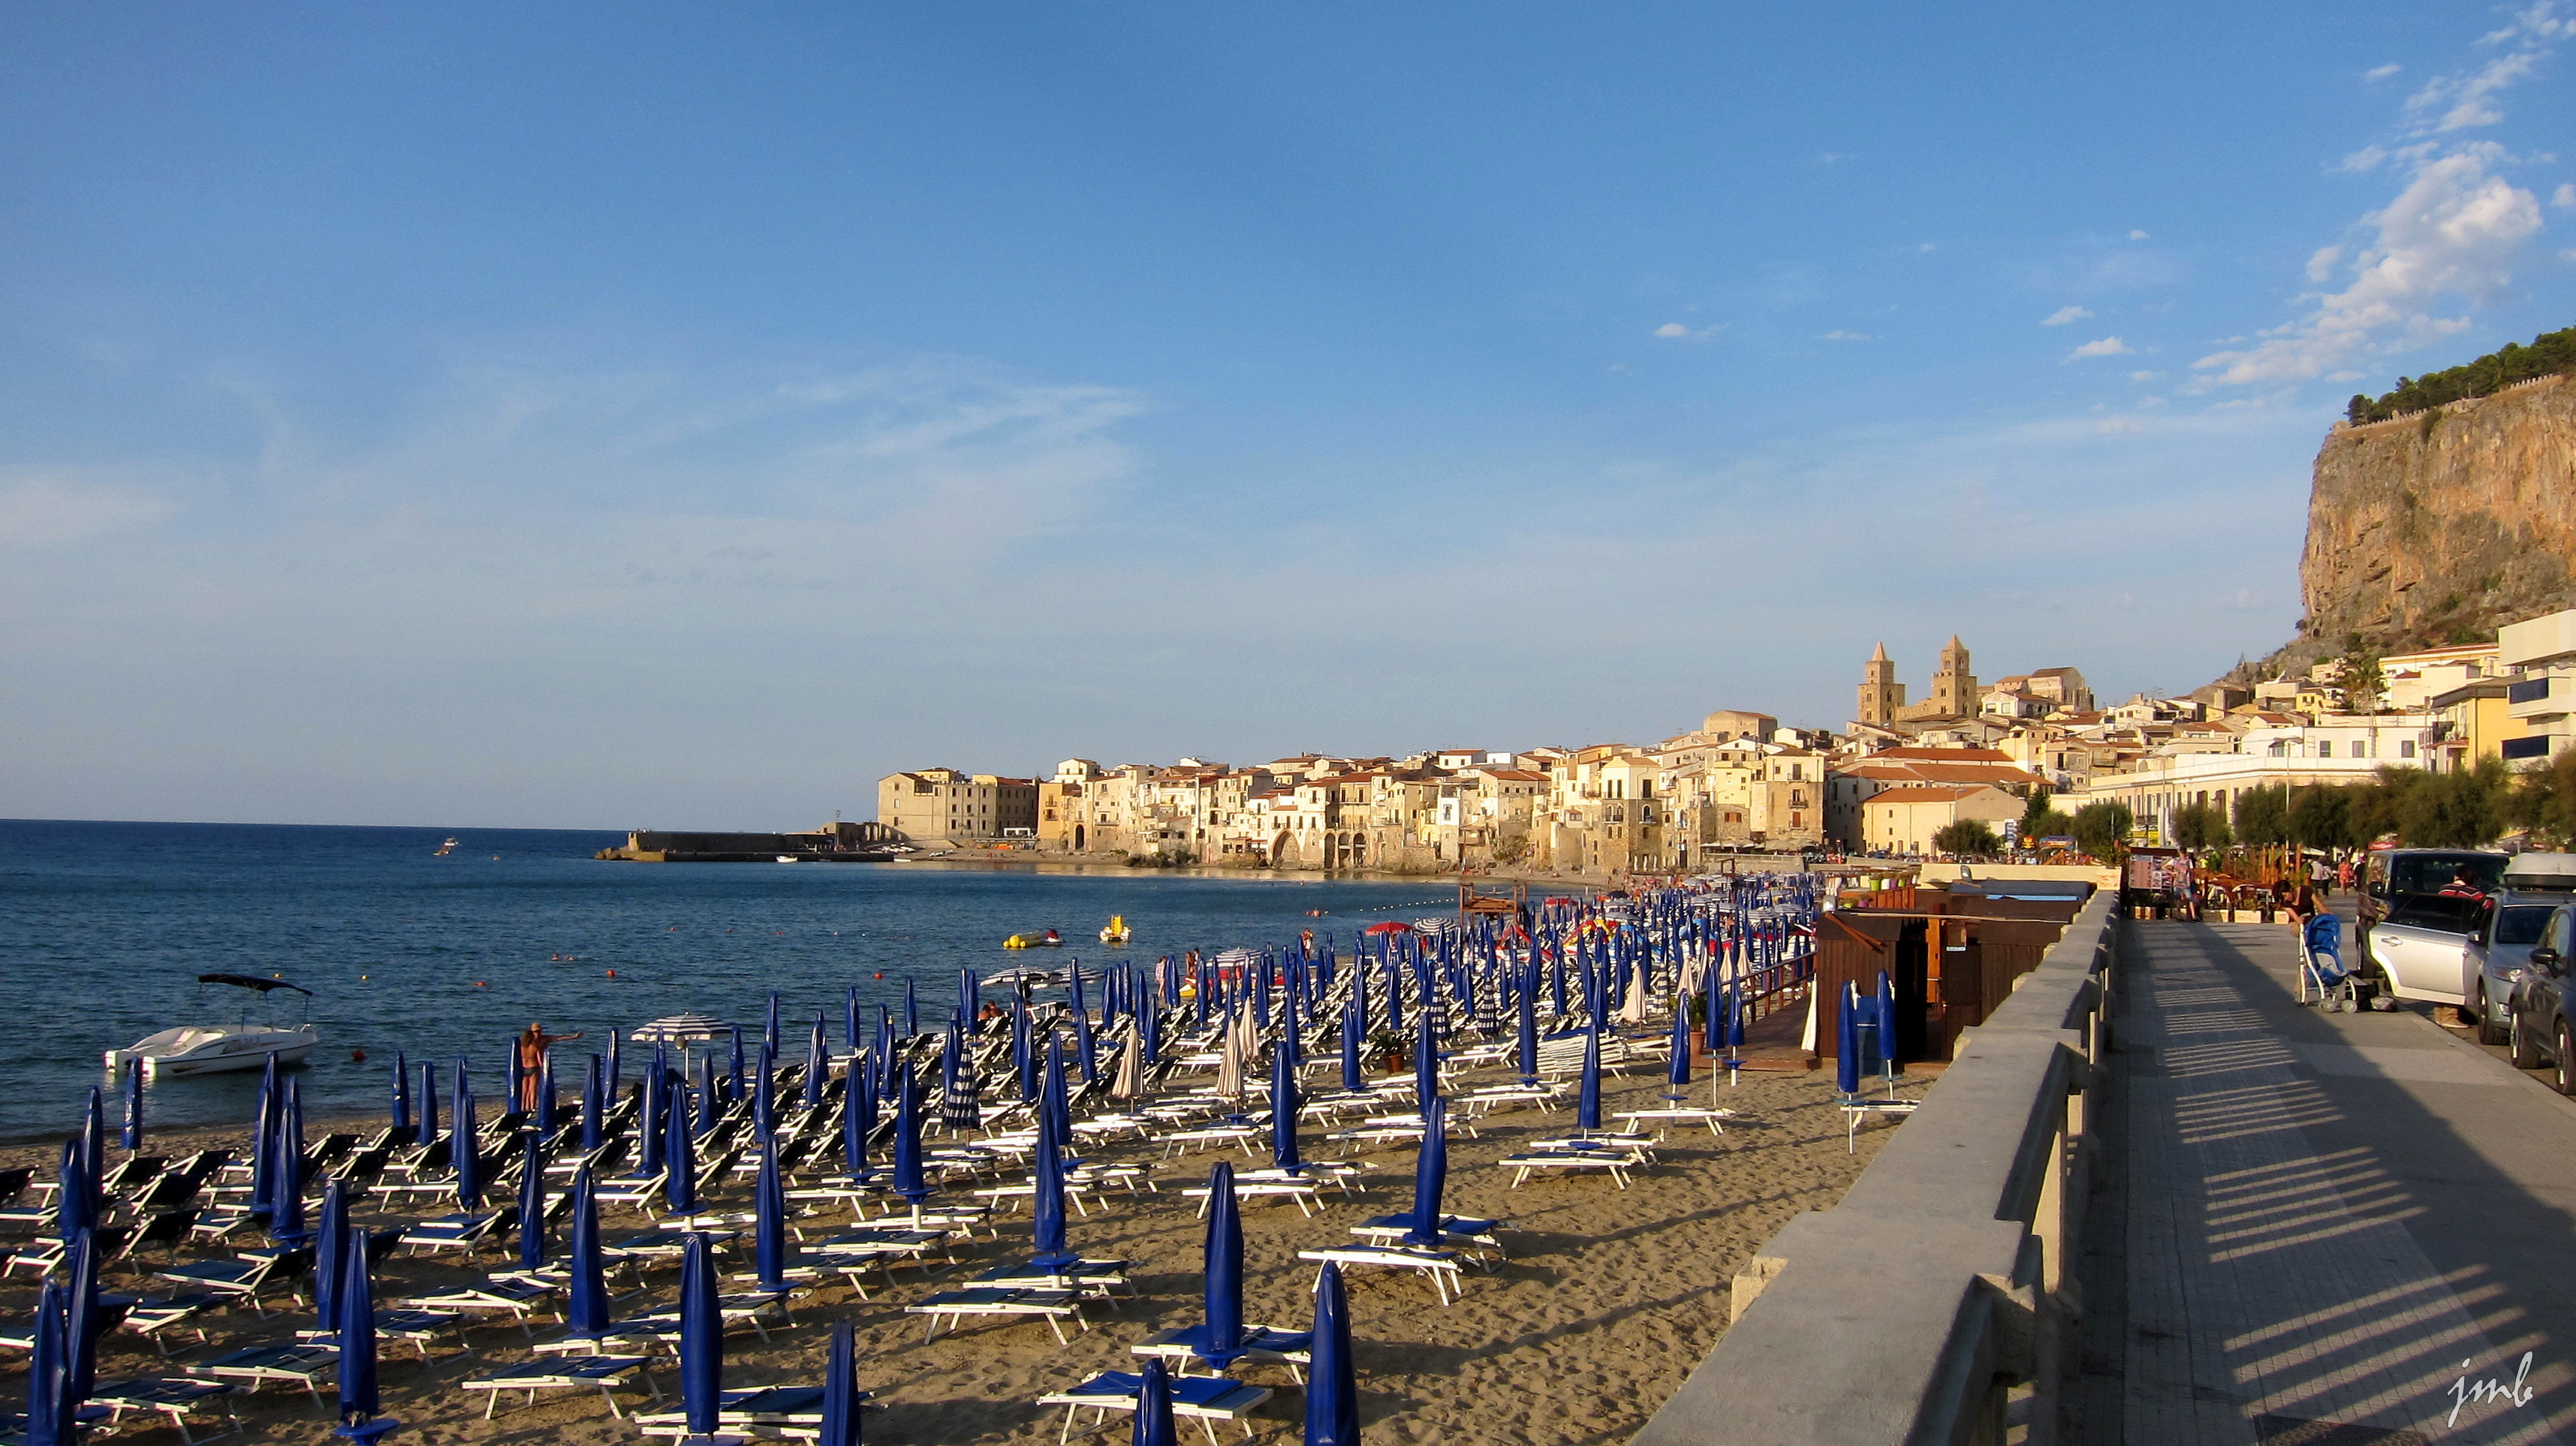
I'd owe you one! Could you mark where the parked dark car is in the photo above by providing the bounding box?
[2507,904,2576,1093]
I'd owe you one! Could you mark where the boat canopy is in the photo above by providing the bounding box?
[197,973,312,996]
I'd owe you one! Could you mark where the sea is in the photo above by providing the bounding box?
[0,819,1454,1144]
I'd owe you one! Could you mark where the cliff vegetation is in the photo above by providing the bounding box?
[2345,323,2576,425]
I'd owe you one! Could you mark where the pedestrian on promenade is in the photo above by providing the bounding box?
[515,1020,583,1113]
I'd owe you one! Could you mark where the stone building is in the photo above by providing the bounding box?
[876,768,1039,845]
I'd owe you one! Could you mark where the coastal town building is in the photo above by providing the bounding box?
[876,768,1038,845]
[1859,783,2023,855]
[2501,608,2576,769]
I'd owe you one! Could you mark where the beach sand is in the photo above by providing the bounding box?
[2,1060,1891,1445]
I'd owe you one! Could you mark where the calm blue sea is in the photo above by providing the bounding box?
[0,820,1448,1143]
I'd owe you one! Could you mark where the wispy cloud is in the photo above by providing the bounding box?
[2367,63,2403,81]
[2042,306,2093,326]
[0,469,173,550]
[2127,230,2151,240]
[2556,182,2576,207]
[1820,330,1872,342]
[2195,8,2559,389]
[1653,321,1724,340]
[2068,336,2135,359]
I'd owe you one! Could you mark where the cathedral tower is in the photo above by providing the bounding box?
[1929,635,1978,717]
[1857,642,1905,728]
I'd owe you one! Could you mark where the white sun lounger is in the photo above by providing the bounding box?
[460,1354,658,1420]
[87,1377,240,1444]
[1294,1246,1466,1306]
[1614,1107,1737,1140]
[1038,1370,1270,1446]
[1497,1149,1643,1189]
[907,1285,1087,1343]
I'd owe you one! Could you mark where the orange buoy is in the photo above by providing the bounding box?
[606,969,616,978]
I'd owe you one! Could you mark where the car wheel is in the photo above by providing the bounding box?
[2559,1018,2576,1097]
[2479,987,2510,1046]
[2513,1011,2544,1071]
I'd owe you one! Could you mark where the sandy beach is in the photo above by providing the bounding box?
[2,1059,1889,1445]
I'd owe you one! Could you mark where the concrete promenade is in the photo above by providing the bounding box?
[2073,920,2576,1444]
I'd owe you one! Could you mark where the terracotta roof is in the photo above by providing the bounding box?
[1869,746,2016,761]
[1861,785,1999,804]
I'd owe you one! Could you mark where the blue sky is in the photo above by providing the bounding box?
[4,4,2572,828]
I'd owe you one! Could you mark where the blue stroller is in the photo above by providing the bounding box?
[2297,914,2355,1011]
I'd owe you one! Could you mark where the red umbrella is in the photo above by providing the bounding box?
[1361,921,1414,935]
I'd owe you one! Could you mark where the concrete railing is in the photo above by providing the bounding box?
[1632,890,2120,1446]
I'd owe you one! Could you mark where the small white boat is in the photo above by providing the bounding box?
[435,837,459,856]
[106,975,318,1077]
[776,855,803,863]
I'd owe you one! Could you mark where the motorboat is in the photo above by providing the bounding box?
[1099,914,1133,944]
[1002,929,1065,950]
[105,974,318,1077]
[435,837,459,855]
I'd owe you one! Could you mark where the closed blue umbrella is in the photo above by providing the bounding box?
[890,1060,929,1216]
[25,1279,66,1446]
[535,1053,558,1136]
[730,1027,747,1105]
[904,978,919,1040]
[1201,1161,1246,1370]
[1516,964,1540,1086]
[805,1015,829,1109]
[940,1020,979,1132]
[54,1139,91,1243]
[605,1032,623,1103]
[665,1087,698,1215]
[389,1054,410,1141]
[843,1057,875,1182]
[635,1054,665,1179]
[764,994,782,1058]
[273,1077,307,1240]
[517,1135,548,1271]
[61,1230,99,1408]
[1071,968,1100,1084]
[1133,1357,1178,1446]
[581,1055,604,1154]
[1665,988,1692,1098]
[1705,953,1726,1056]
[697,1053,721,1134]
[1402,1096,1448,1247]
[1304,1263,1359,1446]
[753,1044,777,1141]
[1012,1001,1035,1104]
[845,987,862,1054]
[679,1233,722,1439]
[755,1134,788,1293]
[120,1061,143,1153]
[450,1065,479,1210]
[1577,1027,1602,1134]
[313,1179,350,1327]
[1270,1044,1303,1174]
[414,1061,438,1150]
[1339,998,1363,1093]
[567,1169,610,1337]
[1413,1007,1439,1110]
[957,969,978,1030]
[335,1227,393,1441]
[250,1055,280,1222]
[1029,1071,1072,1271]
[818,1318,861,1446]
[1836,982,1861,1096]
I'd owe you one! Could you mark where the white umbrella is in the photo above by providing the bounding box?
[1111,1032,1145,1101]
[1216,1008,1245,1101]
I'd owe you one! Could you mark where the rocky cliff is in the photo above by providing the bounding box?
[2286,372,2576,667]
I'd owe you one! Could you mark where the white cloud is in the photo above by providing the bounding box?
[2042,306,2094,326]
[1814,152,1848,164]
[2129,370,2160,381]
[2367,64,2403,80]
[2068,336,2135,359]
[0,470,172,549]
[1918,242,1938,252]
[1653,323,1689,337]
[1653,321,1723,340]
[2555,182,2576,207]
[2127,230,2150,240]
[1820,330,1872,342]
[2306,246,2342,281]
[2336,146,2389,173]
[2194,144,2543,385]
[2408,5,2562,134]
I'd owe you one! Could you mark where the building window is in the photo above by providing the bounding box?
[2401,740,2416,759]
[2316,741,2333,758]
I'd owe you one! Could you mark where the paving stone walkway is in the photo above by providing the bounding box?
[2079,920,2576,1444]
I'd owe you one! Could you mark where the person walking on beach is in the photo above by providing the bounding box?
[515,1021,582,1112]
